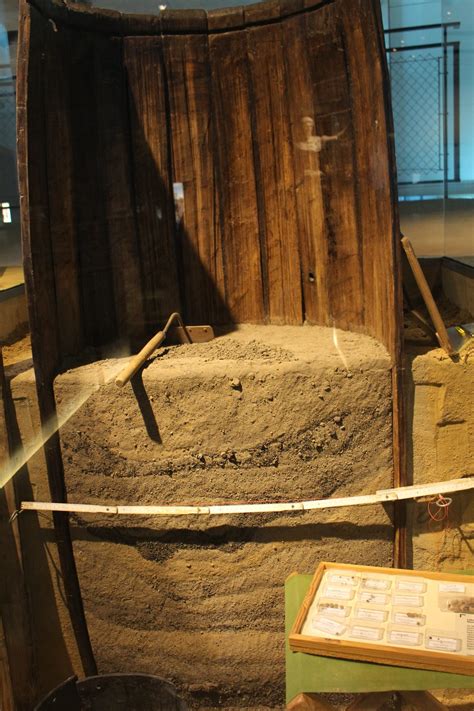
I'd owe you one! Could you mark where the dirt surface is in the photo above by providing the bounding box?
[404,339,474,575]
[1,333,32,376]
[403,318,474,711]
[6,319,473,708]
[48,325,395,708]
[403,293,472,347]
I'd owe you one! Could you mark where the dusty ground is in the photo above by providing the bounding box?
[5,314,473,709]
[1,333,32,370]
[404,298,474,711]
[403,293,473,576]
[404,344,474,575]
[48,325,394,708]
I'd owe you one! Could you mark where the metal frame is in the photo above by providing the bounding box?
[384,22,461,191]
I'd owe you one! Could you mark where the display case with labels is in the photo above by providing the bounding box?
[289,562,474,675]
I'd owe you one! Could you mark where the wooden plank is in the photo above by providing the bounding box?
[0,619,15,711]
[93,34,145,345]
[244,0,280,24]
[42,21,83,359]
[0,348,36,709]
[288,638,473,676]
[124,36,182,330]
[17,1,60,384]
[66,28,118,348]
[207,6,245,31]
[209,30,265,323]
[305,4,364,331]
[282,13,328,324]
[163,33,227,324]
[17,3,98,677]
[339,0,400,354]
[160,9,207,33]
[246,23,303,324]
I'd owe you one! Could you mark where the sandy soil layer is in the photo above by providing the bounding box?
[52,325,394,707]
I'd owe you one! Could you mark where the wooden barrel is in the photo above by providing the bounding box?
[17,0,406,678]
[34,673,188,710]
[18,0,402,366]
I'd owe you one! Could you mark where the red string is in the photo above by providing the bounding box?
[426,494,452,569]
[427,494,451,523]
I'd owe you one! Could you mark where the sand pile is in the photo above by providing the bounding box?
[52,325,394,708]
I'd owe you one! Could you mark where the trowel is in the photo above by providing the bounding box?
[446,322,474,354]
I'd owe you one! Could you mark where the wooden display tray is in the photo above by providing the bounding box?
[289,563,474,676]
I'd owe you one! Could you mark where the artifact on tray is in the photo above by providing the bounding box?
[289,562,474,675]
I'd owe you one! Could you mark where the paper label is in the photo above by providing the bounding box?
[426,634,460,652]
[318,604,348,618]
[359,592,389,606]
[439,583,465,594]
[323,586,353,600]
[394,612,425,627]
[350,625,382,641]
[466,617,474,651]
[312,617,346,635]
[330,574,357,586]
[393,594,423,607]
[388,630,421,646]
[362,578,391,591]
[396,580,426,593]
[356,607,386,623]
[302,566,474,659]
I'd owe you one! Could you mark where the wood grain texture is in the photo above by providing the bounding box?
[247,23,303,324]
[0,619,15,711]
[305,4,364,330]
[21,0,401,354]
[163,33,227,324]
[17,0,407,670]
[66,29,118,348]
[17,0,97,677]
[340,0,401,355]
[93,35,145,346]
[283,13,329,324]
[124,36,182,331]
[42,22,83,358]
[0,349,36,711]
[209,29,265,322]
[17,1,60,385]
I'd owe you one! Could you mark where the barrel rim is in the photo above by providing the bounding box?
[27,0,335,35]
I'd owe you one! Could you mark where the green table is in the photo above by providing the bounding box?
[285,574,474,710]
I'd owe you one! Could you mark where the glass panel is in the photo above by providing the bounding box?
[444,0,474,266]
[382,0,474,266]
[0,0,21,271]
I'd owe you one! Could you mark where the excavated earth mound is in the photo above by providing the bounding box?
[53,325,395,708]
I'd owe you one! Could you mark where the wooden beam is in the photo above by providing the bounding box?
[0,348,36,709]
